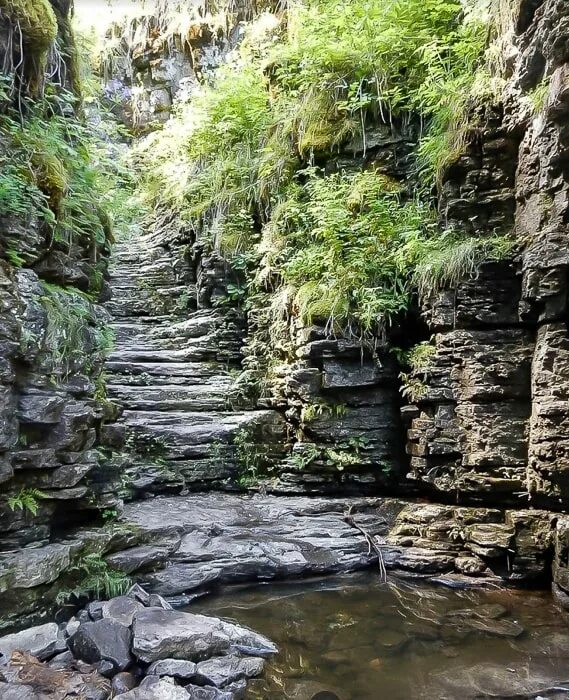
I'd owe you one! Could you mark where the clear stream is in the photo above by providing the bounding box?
[192,573,569,700]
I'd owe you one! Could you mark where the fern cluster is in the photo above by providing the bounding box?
[56,553,131,603]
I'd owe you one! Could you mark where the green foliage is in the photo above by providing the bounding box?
[39,282,95,375]
[289,444,321,470]
[5,249,25,267]
[136,0,491,245]
[399,340,437,402]
[301,400,346,425]
[408,341,437,372]
[8,488,48,516]
[234,427,273,485]
[101,508,118,523]
[0,91,114,254]
[57,553,131,603]
[412,232,515,299]
[275,169,432,335]
[324,436,370,471]
[527,77,550,114]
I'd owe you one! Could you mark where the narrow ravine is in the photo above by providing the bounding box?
[1,0,569,698]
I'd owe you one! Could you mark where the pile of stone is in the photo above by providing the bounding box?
[0,585,276,699]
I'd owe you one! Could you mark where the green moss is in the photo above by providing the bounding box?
[0,0,57,51]
[30,151,68,215]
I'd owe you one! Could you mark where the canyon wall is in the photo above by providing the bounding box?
[0,0,119,626]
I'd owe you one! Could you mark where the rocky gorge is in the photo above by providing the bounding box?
[2,0,569,697]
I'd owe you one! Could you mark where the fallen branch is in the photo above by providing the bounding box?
[343,506,387,583]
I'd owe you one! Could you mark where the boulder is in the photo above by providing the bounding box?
[185,683,246,700]
[117,676,189,699]
[132,609,277,663]
[111,671,137,694]
[148,658,197,679]
[101,596,145,626]
[194,654,264,688]
[0,682,38,699]
[0,623,63,662]
[69,619,132,674]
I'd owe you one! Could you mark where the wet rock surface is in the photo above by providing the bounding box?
[0,586,274,699]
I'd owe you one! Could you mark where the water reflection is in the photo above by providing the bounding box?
[191,572,569,699]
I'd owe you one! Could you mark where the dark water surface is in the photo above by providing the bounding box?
[191,572,569,700]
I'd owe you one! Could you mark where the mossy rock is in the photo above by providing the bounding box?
[31,151,68,213]
[0,0,58,52]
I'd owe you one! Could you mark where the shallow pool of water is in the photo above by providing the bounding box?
[191,572,569,700]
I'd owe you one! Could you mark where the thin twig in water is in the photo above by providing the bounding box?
[343,505,387,583]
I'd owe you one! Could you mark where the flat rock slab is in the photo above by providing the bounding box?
[118,676,190,699]
[195,654,264,687]
[132,608,277,663]
[117,494,404,596]
[0,623,63,662]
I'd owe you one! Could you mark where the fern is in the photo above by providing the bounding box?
[8,488,48,516]
[57,553,131,603]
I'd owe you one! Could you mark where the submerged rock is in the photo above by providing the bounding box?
[194,654,264,687]
[117,675,190,699]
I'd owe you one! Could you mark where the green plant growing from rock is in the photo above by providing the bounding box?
[289,444,322,471]
[234,427,274,486]
[400,339,437,403]
[527,77,550,114]
[324,436,370,472]
[56,553,130,603]
[301,401,347,425]
[7,488,48,516]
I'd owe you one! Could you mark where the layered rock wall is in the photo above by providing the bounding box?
[404,0,569,510]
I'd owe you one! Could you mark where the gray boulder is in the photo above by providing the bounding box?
[0,683,38,699]
[117,676,189,699]
[101,596,145,626]
[147,658,197,679]
[185,682,246,700]
[132,609,276,663]
[0,623,63,662]
[69,618,132,674]
[111,671,137,695]
[194,655,264,688]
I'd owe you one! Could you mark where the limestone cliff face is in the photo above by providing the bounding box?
[0,1,117,574]
[404,0,569,510]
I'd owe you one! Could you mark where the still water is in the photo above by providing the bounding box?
[192,572,569,700]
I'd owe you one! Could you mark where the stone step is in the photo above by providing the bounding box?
[103,409,286,459]
[105,361,225,381]
[107,343,217,364]
[106,382,232,411]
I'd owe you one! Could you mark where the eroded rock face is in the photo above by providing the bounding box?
[403,0,569,510]
[0,0,119,628]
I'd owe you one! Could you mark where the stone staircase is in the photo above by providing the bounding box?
[101,239,286,498]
